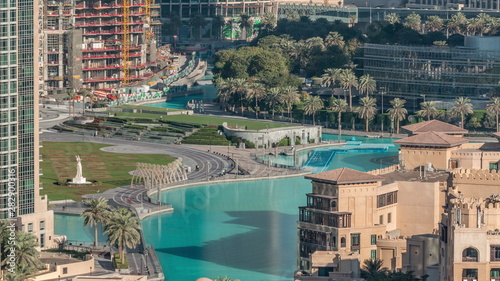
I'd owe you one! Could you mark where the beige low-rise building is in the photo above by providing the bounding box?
[296,120,500,281]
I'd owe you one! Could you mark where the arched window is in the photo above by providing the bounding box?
[340,237,346,248]
[331,200,337,209]
[462,247,478,262]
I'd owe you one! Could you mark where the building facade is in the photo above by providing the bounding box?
[1,0,55,248]
[296,120,500,281]
[360,38,500,108]
[42,0,162,93]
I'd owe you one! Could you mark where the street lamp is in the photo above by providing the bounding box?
[380,89,385,132]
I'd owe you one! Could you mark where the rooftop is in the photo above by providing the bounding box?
[401,120,468,135]
[381,170,450,185]
[394,131,468,148]
[305,167,384,185]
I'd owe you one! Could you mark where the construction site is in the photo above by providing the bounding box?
[43,0,162,94]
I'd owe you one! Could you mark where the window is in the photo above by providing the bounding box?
[340,237,346,248]
[371,250,377,260]
[40,233,45,248]
[27,223,32,232]
[491,268,500,278]
[462,269,477,278]
[40,220,44,230]
[379,215,383,224]
[491,246,500,261]
[388,213,392,223]
[371,235,377,245]
[63,267,68,274]
[463,247,478,262]
[351,233,360,251]
[490,162,499,172]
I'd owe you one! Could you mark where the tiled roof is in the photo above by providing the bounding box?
[394,131,468,147]
[305,167,384,184]
[401,120,468,134]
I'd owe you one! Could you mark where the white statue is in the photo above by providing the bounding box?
[70,155,90,184]
[75,155,83,179]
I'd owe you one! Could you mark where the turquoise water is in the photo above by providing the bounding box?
[55,135,397,281]
[143,83,217,109]
[54,214,108,247]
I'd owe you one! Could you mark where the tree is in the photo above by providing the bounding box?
[104,207,141,262]
[360,259,388,281]
[321,68,342,97]
[286,10,300,22]
[339,68,358,110]
[447,12,467,35]
[324,31,345,48]
[358,74,377,97]
[451,97,473,128]
[387,98,408,134]
[357,97,378,132]
[404,13,422,31]
[486,97,500,132]
[245,79,266,119]
[3,231,44,276]
[281,86,300,121]
[330,98,349,138]
[239,13,253,40]
[265,87,282,119]
[417,101,440,121]
[260,12,277,34]
[190,13,208,40]
[385,13,400,25]
[211,15,225,40]
[425,15,444,32]
[81,197,111,248]
[303,95,324,125]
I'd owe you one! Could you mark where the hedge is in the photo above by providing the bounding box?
[113,253,129,269]
[124,124,148,130]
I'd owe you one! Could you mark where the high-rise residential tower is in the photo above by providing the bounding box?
[1,0,54,248]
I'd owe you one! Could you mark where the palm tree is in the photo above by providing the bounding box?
[239,13,253,40]
[211,15,225,40]
[218,78,246,114]
[190,13,208,40]
[358,74,377,97]
[4,231,43,275]
[487,97,500,132]
[451,97,473,128]
[425,15,444,32]
[357,97,377,132]
[281,86,300,122]
[245,80,266,119]
[216,78,232,111]
[330,98,349,138]
[104,207,141,262]
[417,101,440,121]
[404,13,422,31]
[260,12,276,33]
[303,95,324,125]
[81,197,111,248]
[322,68,342,97]
[385,13,400,25]
[339,68,358,110]
[387,98,408,134]
[447,12,467,35]
[324,31,345,48]
[265,87,282,119]
[360,259,388,281]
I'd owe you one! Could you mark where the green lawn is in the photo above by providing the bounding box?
[40,142,175,201]
[109,111,294,130]
[118,104,181,112]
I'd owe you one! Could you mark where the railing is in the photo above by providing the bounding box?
[462,256,478,262]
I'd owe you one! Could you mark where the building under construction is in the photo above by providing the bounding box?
[43,0,161,94]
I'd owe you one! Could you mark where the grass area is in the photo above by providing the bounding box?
[182,127,230,145]
[40,142,175,201]
[113,253,129,269]
[109,111,294,130]
[118,104,181,112]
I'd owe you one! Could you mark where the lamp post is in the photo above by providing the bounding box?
[380,87,385,132]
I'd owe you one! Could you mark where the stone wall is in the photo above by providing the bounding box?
[221,122,322,147]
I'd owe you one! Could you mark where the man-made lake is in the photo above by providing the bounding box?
[55,136,397,281]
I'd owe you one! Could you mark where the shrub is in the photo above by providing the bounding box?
[295,137,301,145]
[309,138,315,144]
[124,125,147,130]
[113,253,129,269]
[277,137,290,147]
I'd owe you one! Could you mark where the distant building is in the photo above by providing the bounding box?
[296,120,500,281]
[360,37,500,109]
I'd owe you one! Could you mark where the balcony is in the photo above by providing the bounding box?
[82,53,141,59]
[75,21,144,27]
[83,64,145,70]
[461,278,477,281]
[39,155,43,162]
[462,256,478,262]
[82,29,144,35]
[74,12,144,18]
[82,46,140,52]
[39,169,43,176]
